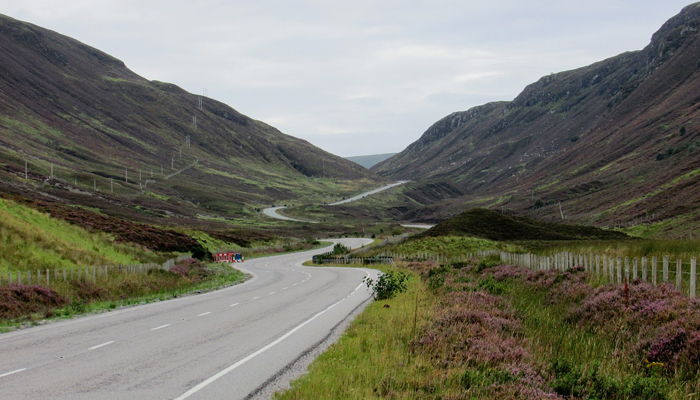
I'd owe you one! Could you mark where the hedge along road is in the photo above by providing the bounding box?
[0,238,378,400]
[262,180,410,222]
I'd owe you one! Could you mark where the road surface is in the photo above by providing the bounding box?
[327,180,409,206]
[262,206,316,223]
[262,181,409,222]
[0,238,377,400]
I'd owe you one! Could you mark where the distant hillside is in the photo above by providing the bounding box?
[375,3,700,235]
[346,153,397,169]
[421,208,629,241]
[0,14,380,224]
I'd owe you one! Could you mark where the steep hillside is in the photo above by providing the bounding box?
[0,14,378,226]
[375,3,700,235]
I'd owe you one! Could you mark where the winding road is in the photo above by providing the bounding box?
[263,180,409,222]
[0,239,377,399]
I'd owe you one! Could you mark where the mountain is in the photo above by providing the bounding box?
[0,14,378,225]
[346,153,397,169]
[374,3,700,235]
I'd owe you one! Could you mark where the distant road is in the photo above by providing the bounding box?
[401,224,435,229]
[262,206,316,223]
[327,180,409,206]
[262,180,409,221]
[0,239,377,400]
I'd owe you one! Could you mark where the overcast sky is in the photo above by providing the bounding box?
[1,1,694,157]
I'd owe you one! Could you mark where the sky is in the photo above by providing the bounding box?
[0,1,695,157]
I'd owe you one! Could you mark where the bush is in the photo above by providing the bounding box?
[363,270,409,300]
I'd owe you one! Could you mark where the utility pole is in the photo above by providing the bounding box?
[93,179,96,191]
[25,160,28,181]
[125,168,128,183]
[50,163,54,179]
[111,178,113,194]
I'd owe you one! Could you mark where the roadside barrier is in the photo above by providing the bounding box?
[381,250,697,299]
[0,253,191,287]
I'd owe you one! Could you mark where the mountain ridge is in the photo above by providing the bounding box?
[374,3,700,235]
[0,13,379,226]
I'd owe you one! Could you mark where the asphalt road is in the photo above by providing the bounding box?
[0,238,377,400]
[261,206,315,223]
[262,181,410,222]
[327,180,409,206]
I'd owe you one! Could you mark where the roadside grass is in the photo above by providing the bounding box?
[522,238,700,260]
[365,236,522,258]
[280,235,700,399]
[274,264,437,400]
[0,198,160,275]
[0,260,247,332]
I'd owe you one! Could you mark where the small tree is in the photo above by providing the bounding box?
[363,271,409,300]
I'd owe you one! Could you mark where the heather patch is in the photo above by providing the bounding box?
[0,284,68,319]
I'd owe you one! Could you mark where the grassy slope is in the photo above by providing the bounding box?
[0,198,160,275]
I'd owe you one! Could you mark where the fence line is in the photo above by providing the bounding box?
[0,253,192,287]
[379,250,698,299]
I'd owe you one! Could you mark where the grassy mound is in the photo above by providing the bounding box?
[421,208,629,241]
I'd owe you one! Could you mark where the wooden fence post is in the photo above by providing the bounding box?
[633,258,638,281]
[642,257,647,282]
[676,259,683,292]
[596,255,600,279]
[691,258,697,299]
[625,257,630,283]
[652,257,658,285]
[663,256,669,283]
[617,257,622,284]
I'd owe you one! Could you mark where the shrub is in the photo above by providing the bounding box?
[363,270,409,300]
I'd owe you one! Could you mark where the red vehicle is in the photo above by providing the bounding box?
[213,252,244,263]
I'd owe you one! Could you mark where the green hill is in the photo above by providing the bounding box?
[421,208,629,241]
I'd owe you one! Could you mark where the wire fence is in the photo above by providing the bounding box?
[0,254,191,287]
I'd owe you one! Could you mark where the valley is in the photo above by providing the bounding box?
[1,3,700,400]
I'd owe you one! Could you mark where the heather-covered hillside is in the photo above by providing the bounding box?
[375,3,700,235]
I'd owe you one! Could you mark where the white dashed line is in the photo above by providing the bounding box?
[89,341,115,350]
[282,287,288,290]
[268,292,276,295]
[0,368,26,378]
[252,296,261,300]
[150,324,171,331]
[198,312,211,317]
[230,303,240,307]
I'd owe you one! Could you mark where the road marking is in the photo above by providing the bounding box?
[252,296,260,300]
[0,368,26,378]
[198,312,211,317]
[174,296,348,400]
[230,303,240,307]
[150,324,171,331]
[282,287,288,290]
[89,341,115,350]
[268,291,276,295]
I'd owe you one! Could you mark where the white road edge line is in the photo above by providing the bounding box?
[89,341,115,350]
[173,272,370,400]
[150,324,171,331]
[198,312,211,317]
[0,368,27,378]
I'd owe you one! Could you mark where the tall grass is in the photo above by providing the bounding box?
[0,198,161,275]
[274,265,436,400]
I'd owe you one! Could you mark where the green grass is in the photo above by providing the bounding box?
[370,236,520,258]
[275,265,435,400]
[0,198,160,275]
[0,262,247,331]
